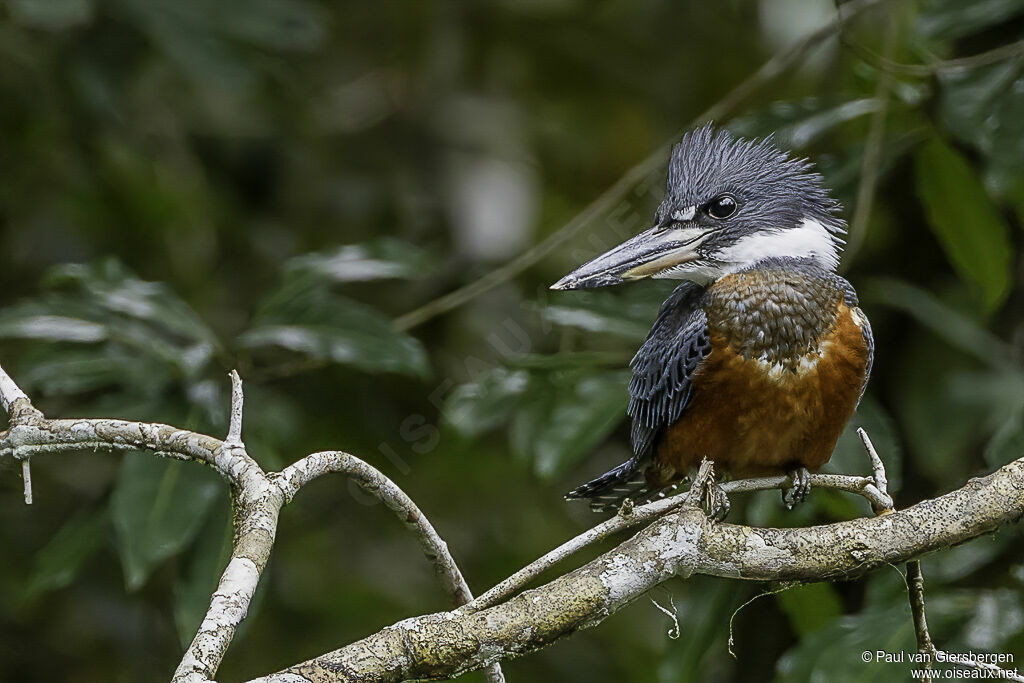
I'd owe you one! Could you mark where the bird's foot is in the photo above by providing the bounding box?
[783,467,811,509]
[684,460,729,520]
[702,481,731,521]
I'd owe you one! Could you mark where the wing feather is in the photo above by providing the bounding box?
[567,281,711,509]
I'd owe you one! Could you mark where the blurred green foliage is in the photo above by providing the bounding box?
[1,0,1023,681]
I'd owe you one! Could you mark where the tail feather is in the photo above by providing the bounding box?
[566,459,681,513]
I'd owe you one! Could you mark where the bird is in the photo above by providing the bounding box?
[551,123,873,515]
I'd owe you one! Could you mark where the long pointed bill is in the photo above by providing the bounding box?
[550,225,710,290]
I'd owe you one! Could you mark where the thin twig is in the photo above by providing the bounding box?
[843,14,896,265]
[858,427,890,499]
[10,354,1024,683]
[0,363,35,418]
[278,451,473,604]
[0,363,42,504]
[467,469,891,612]
[391,0,888,333]
[21,460,32,505]
[907,560,935,682]
[226,370,245,448]
[859,430,934,683]
[844,37,1024,77]
[274,451,506,683]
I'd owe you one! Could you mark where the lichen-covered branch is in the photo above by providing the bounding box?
[5,357,1024,683]
[253,455,1024,682]
[274,451,506,683]
[468,467,890,613]
[0,363,496,682]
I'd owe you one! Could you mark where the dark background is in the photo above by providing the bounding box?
[1,0,1023,681]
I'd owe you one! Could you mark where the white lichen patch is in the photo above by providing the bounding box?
[198,557,259,633]
[70,421,94,437]
[740,530,792,564]
[600,553,646,604]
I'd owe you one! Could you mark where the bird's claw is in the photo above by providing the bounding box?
[783,467,811,509]
[701,480,731,521]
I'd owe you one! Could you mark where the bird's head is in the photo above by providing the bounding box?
[551,124,845,291]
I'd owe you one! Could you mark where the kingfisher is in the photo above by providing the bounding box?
[552,124,873,514]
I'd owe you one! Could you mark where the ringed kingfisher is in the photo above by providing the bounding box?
[551,124,873,514]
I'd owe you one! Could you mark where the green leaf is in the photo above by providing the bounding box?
[446,362,630,480]
[0,310,107,343]
[895,336,989,486]
[18,348,171,397]
[242,278,429,378]
[777,604,916,682]
[7,0,93,30]
[543,288,663,341]
[522,369,630,481]
[937,61,1024,199]
[22,509,108,602]
[443,367,531,437]
[913,138,1012,310]
[285,237,433,283]
[222,0,324,51]
[730,96,881,149]
[862,278,1013,368]
[776,582,843,637]
[111,456,221,591]
[916,0,1024,41]
[46,259,219,349]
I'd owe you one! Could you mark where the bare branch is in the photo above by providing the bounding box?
[0,364,273,681]
[275,451,507,682]
[0,364,43,504]
[469,469,890,612]
[0,363,37,419]
[226,369,245,448]
[5,357,1021,683]
[906,560,935,682]
[277,451,473,604]
[844,36,1024,77]
[0,416,262,489]
[858,427,891,506]
[253,454,1024,682]
[174,477,284,683]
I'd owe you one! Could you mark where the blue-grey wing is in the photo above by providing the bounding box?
[628,284,711,458]
[566,281,711,507]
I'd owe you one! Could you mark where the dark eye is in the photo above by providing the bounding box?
[705,194,737,220]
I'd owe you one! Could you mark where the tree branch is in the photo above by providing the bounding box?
[226,369,245,449]
[0,363,497,682]
[0,363,43,503]
[468,468,891,613]
[5,358,1022,682]
[251,453,1024,682]
[275,451,506,683]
